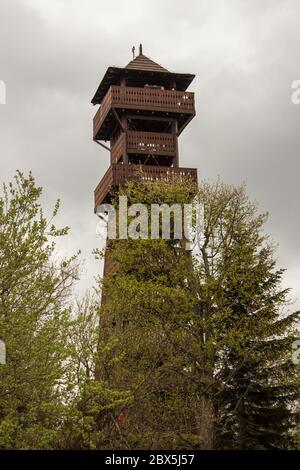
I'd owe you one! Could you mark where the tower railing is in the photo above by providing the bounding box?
[127,131,176,155]
[111,130,177,163]
[94,164,198,209]
[93,86,195,140]
[111,86,195,113]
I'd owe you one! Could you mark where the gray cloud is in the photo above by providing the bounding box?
[0,0,299,307]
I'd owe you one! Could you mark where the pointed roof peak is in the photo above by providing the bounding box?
[126,45,169,73]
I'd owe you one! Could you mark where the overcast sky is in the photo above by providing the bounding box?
[0,0,299,308]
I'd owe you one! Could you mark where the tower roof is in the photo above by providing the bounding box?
[91,47,195,105]
[125,53,169,73]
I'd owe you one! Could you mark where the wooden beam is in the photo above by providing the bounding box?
[126,114,176,123]
[121,115,128,164]
[112,108,125,132]
[95,140,111,152]
[172,121,179,167]
[177,113,196,136]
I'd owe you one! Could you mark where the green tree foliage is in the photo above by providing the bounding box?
[0,171,130,449]
[0,171,77,448]
[96,178,299,449]
[0,171,298,449]
[195,182,300,449]
[58,296,133,450]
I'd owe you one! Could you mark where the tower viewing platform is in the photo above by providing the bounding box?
[92,45,197,210]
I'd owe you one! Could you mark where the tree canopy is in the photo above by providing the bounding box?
[0,171,299,449]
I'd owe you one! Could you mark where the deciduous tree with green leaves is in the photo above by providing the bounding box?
[95,177,299,449]
[0,171,130,449]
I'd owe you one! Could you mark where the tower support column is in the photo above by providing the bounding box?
[172,120,179,167]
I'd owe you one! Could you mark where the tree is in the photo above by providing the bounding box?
[95,177,300,449]
[0,171,130,449]
[0,171,80,448]
[195,182,300,449]
[95,177,201,449]
[2,171,297,449]
[58,294,133,450]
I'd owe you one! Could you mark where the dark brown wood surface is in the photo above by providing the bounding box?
[94,164,198,209]
[93,86,195,140]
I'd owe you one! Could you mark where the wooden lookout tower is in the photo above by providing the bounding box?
[92,49,201,439]
[92,44,198,211]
